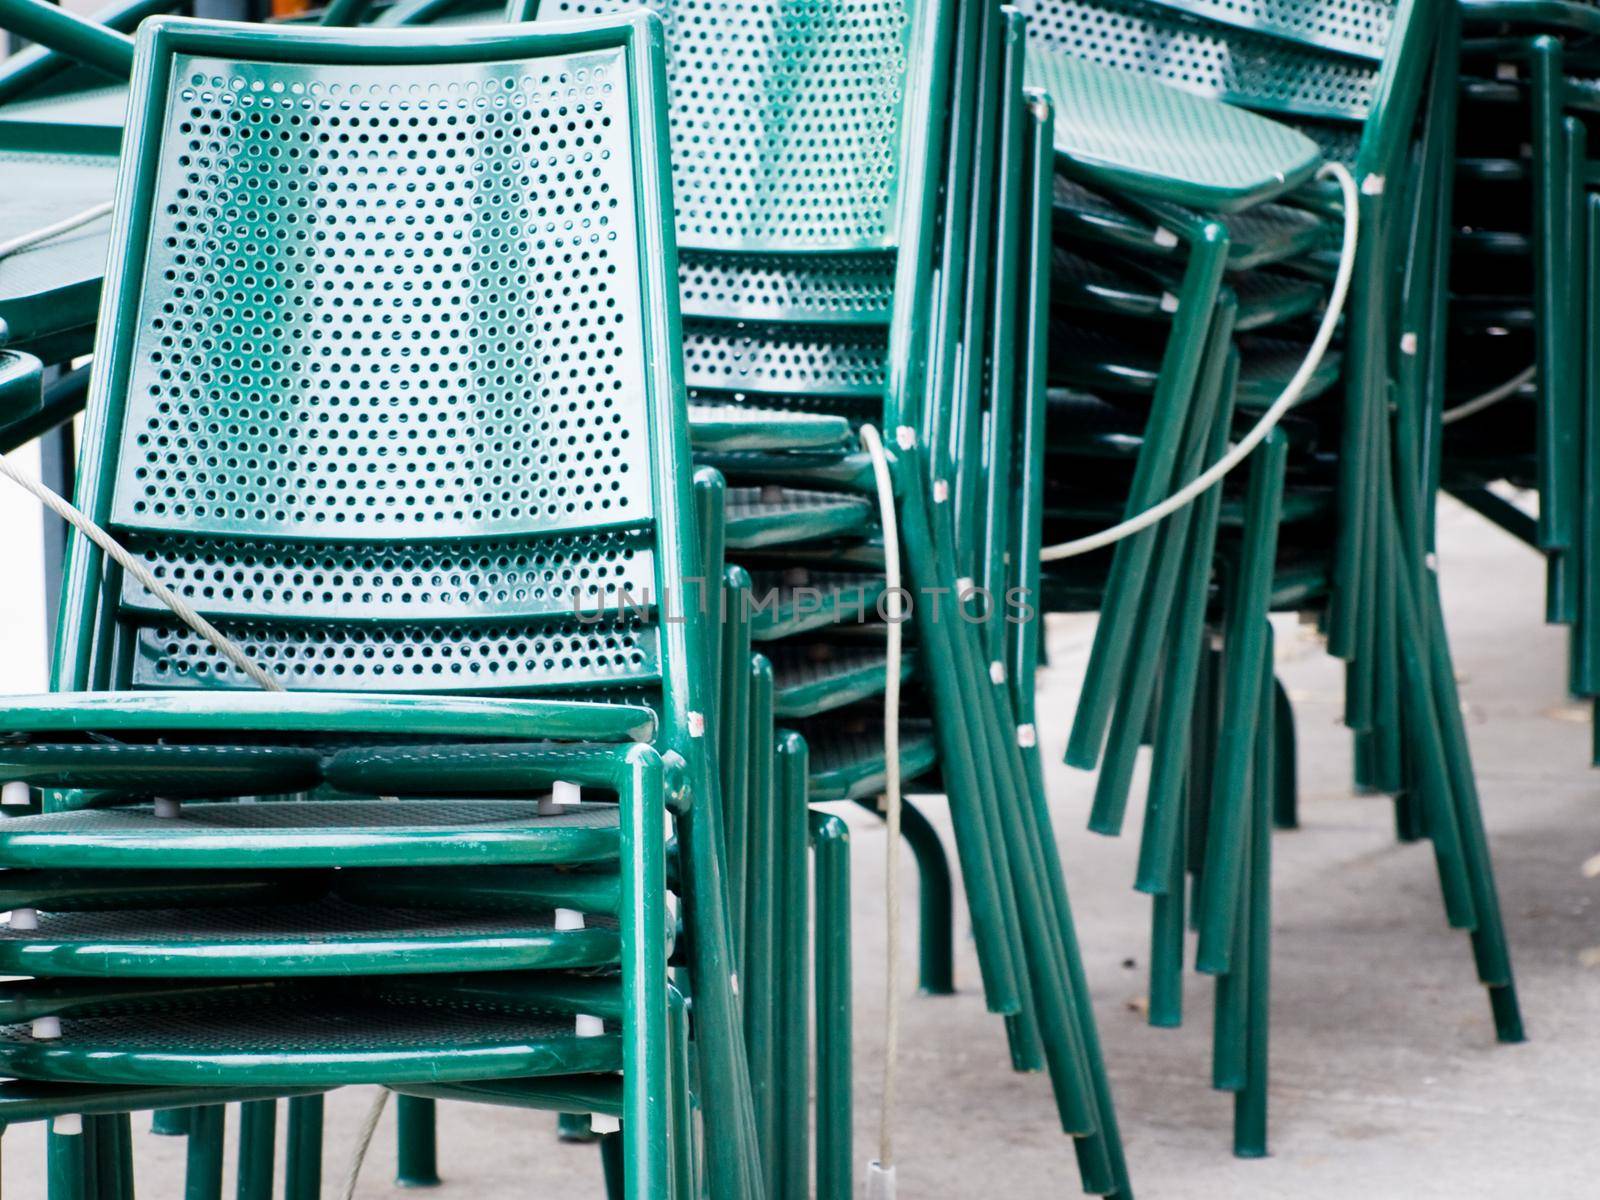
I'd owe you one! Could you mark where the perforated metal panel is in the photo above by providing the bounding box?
[534,0,915,251]
[133,615,659,692]
[682,322,888,398]
[112,52,651,542]
[1017,0,1377,122]
[1140,0,1394,62]
[119,531,656,623]
[677,251,895,324]
[90,46,676,695]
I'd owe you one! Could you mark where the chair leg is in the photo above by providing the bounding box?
[47,1117,88,1200]
[854,796,954,997]
[394,1096,440,1188]
[1271,678,1299,831]
[1235,626,1276,1158]
[668,989,696,1200]
[619,747,671,1200]
[237,1100,276,1200]
[184,1106,226,1200]
[809,811,852,1200]
[286,1096,325,1200]
[775,731,810,1200]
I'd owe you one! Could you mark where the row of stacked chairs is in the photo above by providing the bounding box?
[0,0,1551,1196]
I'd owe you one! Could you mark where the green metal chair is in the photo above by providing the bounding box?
[0,11,761,1199]
[1017,0,1523,1159]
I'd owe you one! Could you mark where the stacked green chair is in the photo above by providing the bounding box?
[1016,0,1524,1157]
[0,10,769,1199]
[1444,2,1600,744]
[518,2,1131,1197]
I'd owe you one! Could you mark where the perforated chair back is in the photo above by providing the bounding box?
[1015,0,1383,126]
[54,15,697,700]
[519,0,926,254]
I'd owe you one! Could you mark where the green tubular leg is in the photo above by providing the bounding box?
[808,812,852,1200]
[1530,37,1571,553]
[775,732,810,1200]
[48,1119,88,1200]
[743,655,780,1199]
[152,1107,191,1136]
[557,1113,597,1144]
[1271,679,1298,831]
[895,450,1024,1018]
[667,990,695,1200]
[1584,196,1600,692]
[185,1106,226,1200]
[619,746,670,1200]
[1137,350,1242,897]
[720,568,754,965]
[1089,292,1238,837]
[237,1099,276,1200]
[1196,430,1288,975]
[395,1096,441,1188]
[1067,220,1231,769]
[1234,625,1275,1158]
[599,1130,625,1200]
[286,1096,324,1200]
[896,799,955,996]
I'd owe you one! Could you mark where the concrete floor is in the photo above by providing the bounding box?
[0,497,1596,1196]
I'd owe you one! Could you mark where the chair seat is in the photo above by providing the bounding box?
[0,691,657,743]
[746,570,888,641]
[688,403,855,453]
[0,980,620,1088]
[1026,47,1321,212]
[1053,248,1324,330]
[0,898,622,978]
[0,800,622,870]
[724,487,875,550]
[1053,175,1332,270]
[770,643,916,720]
[800,720,939,803]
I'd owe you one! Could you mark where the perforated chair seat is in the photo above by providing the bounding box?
[0,800,622,870]
[800,719,938,803]
[688,404,855,453]
[1025,45,1322,211]
[1053,247,1324,330]
[0,898,622,978]
[683,321,889,400]
[745,570,889,641]
[769,643,915,720]
[0,981,621,1087]
[1051,176,1333,269]
[724,487,875,550]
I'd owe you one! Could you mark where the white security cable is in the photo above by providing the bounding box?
[1038,161,1361,562]
[0,450,282,691]
[1439,364,1536,425]
[858,423,903,1200]
[0,201,114,260]
[341,1088,392,1200]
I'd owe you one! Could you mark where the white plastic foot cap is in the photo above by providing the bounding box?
[153,797,182,819]
[1,781,29,807]
[866,1161,897,1200]
[10,907,38,931]
[33,1016,62,1040]
[554,908,585,932]
[576,1014,605,1039]
[553,780,581,807]
[52,1114,82,1136]
[590,1113,620,1135]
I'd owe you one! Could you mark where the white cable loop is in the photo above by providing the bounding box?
[1039,161,1361,563]
[858,423,903,1185]
[0,202,114,261]
[1439,364,1536,425]
[0,451,282,691]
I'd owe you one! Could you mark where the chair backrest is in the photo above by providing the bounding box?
[517,0,931,255]
[1015,0,1382,126]
[55,13,703,704]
